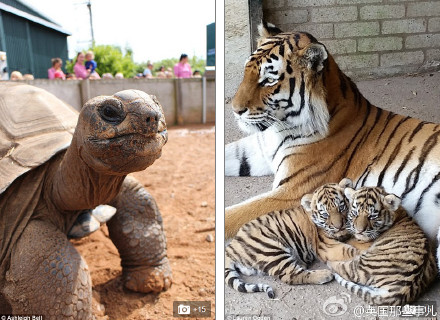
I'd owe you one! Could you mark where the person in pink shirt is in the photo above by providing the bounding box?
[73,52,88,79]
[48,57,65,80]
[74,52,101,80]
[173,54,192,78]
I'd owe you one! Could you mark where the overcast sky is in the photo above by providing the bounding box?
[20,0,215,63]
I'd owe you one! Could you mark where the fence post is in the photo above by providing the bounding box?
[79,79,91,106]
[249,0,263,52]
[202,76,207,124]
[174,78,183,125]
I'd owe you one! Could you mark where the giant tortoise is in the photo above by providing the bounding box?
[0,83,172,318]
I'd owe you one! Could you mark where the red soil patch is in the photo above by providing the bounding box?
[72,125,216,319]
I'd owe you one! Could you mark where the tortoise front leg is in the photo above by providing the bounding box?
[108,176,172,293]
[3,220,92,319]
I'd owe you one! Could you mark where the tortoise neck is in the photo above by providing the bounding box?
[50,138,125,211]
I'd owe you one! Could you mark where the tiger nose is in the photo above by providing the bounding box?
[355,222,367,233]
[232,105,248,115]
[331,214,343,229]
[332,219,343,230]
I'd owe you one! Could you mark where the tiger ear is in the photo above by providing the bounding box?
[383,194,401,211]
[344,187,355,202]
[301,193,313,212]
[339,178,353,189]
[300,43,328,72]
[257,21,283,45]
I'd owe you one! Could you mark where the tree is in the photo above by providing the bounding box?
[137,56,206,77]
[188,56,206,74]
[66,45,137,78]
[67,48,206,78]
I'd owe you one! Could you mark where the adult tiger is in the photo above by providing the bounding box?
[225,21,440,258]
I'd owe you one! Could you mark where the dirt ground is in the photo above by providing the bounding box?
[72,124,215,320]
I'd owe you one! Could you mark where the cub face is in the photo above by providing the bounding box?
[344,186,401,242]
[301,178,353,241]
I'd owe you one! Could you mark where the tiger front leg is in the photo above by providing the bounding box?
[225,185,298,239]
[108,176,172,293]
[327,258,360,281]
[271,261,333,285]
[225,133,274,177]
[317,235,363,262]
[346,238,372,252]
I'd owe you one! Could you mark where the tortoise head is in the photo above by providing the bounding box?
[76,89,167,175]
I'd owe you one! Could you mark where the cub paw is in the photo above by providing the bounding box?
[123,258,172,293]
[315,269,334,284]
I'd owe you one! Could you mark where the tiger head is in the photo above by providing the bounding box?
[301,178,353,241]
[344,186,401,242]
[232,21,330,136]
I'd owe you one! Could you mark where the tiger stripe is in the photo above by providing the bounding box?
[225,181,359,298]
[330,187,437,305]
[225,22,440,249]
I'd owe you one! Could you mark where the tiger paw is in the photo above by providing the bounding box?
[123,259,172,293]
[314,269,334,284]
[327,260,341,270]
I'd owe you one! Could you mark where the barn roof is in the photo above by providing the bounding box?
[0,0,71,35]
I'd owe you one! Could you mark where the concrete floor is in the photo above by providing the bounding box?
[224,71,440,320]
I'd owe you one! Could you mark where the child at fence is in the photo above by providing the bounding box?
[48,57,66,80]
[85,51,97,73]
[85,51,100,79]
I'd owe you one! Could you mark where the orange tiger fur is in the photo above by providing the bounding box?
[225,22,440,248]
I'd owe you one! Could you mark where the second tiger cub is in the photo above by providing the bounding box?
[329,186,437,305]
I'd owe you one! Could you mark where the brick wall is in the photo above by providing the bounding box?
[263,0,440,79]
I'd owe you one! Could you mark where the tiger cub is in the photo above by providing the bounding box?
[328,186,438,305]
[225,178,359,298]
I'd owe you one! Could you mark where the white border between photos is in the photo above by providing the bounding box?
[215,0,225,318]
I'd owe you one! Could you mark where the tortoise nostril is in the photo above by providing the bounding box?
[146,114,158,124]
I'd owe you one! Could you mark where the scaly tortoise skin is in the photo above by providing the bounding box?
[0,83,172,319]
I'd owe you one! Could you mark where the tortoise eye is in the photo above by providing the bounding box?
[99,104,125,124]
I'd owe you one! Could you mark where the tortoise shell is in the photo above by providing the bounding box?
[0,82,78,193]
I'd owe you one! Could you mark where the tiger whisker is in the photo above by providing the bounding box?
[266,114,293,134]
